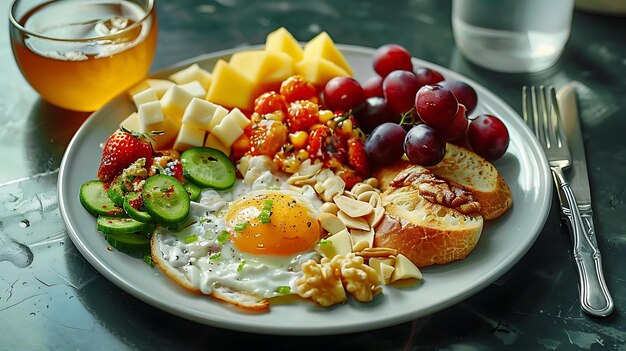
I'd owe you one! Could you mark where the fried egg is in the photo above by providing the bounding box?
[151,156,324,310]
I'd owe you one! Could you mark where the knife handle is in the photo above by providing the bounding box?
[552,167,614,317]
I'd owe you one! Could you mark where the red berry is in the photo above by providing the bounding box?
[415,85,459,130]
[323,77,366,111]
[414,67,445,89]
[254,91,287,116]
[280,75,318,103]
[287,100,319,133]
[362,75,384,98]
[383,70,419,115]
[97,130,154,183]
[373,44,413,78]
[467,114,509,161]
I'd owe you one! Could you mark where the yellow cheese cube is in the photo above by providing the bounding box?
[265,27,303,61]
[132,88,159,109]
[316,229,353,258]
[138,101,165,133]
[295,57,350,87]
[205,60,257,111]
[150,117,179,150]
[119,112,140,131]
[303,31,353,76]
[391,254,423,283]
[179,81,207,99]
[169,63,212,89]
[206,104,229,132]
[224,108,251,130]
[182,98,216,130]
[174,123,206,151]
[146,79,175,98]
[229,50,294,87]
[160,84,194,122]
[204,133,230,156]
[211,115,244,147]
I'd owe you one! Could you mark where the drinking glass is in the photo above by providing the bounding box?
[10,0,158,112]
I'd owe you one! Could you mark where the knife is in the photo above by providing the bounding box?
[556,83,614,317]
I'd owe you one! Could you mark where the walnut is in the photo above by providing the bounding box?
[296,259,347,307]
[417,178,481,215]
[334,253,382,302]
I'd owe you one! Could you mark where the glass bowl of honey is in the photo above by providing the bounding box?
[10,0,158,112]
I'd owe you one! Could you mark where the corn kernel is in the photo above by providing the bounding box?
[352,127,366,141]
[318,110,334,123]
[297,149,309,161]
[340,119,353,133]
[250,112,262,123]
[265,110,285,122]
[283,156,301,173]
[289,131,309,149]
[326,119,337,129]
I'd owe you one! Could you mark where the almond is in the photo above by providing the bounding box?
[318,213,347,235]
[333,195,373,218]
[337,210,370,231]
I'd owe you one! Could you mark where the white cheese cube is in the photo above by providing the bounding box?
[204,133,230,156]
[174,123,206,151]
[150,118,179,150]
[169,63,212,89]
[128,81,149,97]
[369,257,396,285]
[206,105,229,132]
[160,85,194,122]
[224,108,251,129]
[119,112,140,131]
[211,116,244,147]
[146,79,175,98]
[316,229,353,258]
[182,98,216,129]
[179,81,206,99]
[138,101,165,133]
[391,254,422,283]
[133,88,159,109]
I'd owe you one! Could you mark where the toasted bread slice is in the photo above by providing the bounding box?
[425,143,512,220]
[374,165,483,267]
[151,232,270,311]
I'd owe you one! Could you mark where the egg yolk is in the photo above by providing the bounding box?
[225,193,320,256]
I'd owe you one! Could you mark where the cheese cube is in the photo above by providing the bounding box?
[349,228,374,250]
[391,254,423,283]
[369,257,396,285]
[211,115,244,147]
[295,57,350,87]
[132,88,159,108]
[174,123,206,151]
[206,104,229,132]
[204,133,230,156]
[169,63,212,89]
[224,108,251,130]
[303,31,353,76]
[265,27,303,61]
[205,59,257,111]
[150,117,179,150]
[229,50,294,86]
[160,84,194,122]
[179,81,207,99]
[182,98,216,129]
[138,101,165,133]
[119,112,140,131]
[146,79,175,98]
[316,229,353,258]
[128,81,150,97]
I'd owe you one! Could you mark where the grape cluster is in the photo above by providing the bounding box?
[321,44,510,169]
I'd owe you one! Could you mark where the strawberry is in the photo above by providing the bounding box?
[97,128,155,183]
[347,137,370,176]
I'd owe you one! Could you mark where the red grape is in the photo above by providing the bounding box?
[373,44,413,78]
[442,104,468,141]
[355,97,399,134]
[467,114,509,161]
[363,75,384,98]
[403,124,445,166]
[383,70,419,115]
[414,67,445,88]
[439,80,478,114]
[323,76,366,111]
[365,122,407,168]
[415,85,459,130]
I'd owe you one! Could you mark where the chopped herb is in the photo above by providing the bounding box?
[235,222,247,231]
[184,234,198,244]
[237,260,246,272]
[267,186,280,190]
[209,253,221,260]
[258,212,271,224]
[258,199,274,224]
[142,253,154,267]
[277,286,291,295]
[319,239,332,247]
[217,230,229,244]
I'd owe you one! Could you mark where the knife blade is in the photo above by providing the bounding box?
[557,84,590,205]
[556,83,614,317]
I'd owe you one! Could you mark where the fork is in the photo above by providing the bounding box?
[523,85,614,317]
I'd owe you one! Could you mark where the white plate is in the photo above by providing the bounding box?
[58,45,552,336]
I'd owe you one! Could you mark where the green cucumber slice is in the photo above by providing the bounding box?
[180,147,236,190]
[184,181,201,202]
[80,180,124,217]
[123,192,154,223]
[104,232,151,253]
[142,174,190,225]
[97,215,148,234]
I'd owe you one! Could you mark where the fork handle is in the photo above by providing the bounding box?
[552,167,614,317]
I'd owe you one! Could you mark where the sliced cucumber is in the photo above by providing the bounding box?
[123,192,154,223]
[180,147,236,190]
[142,174,190,225]
[104,232,151,253]
[184,181,201,202]
[80,180,124,217]
[97,215,149,234]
